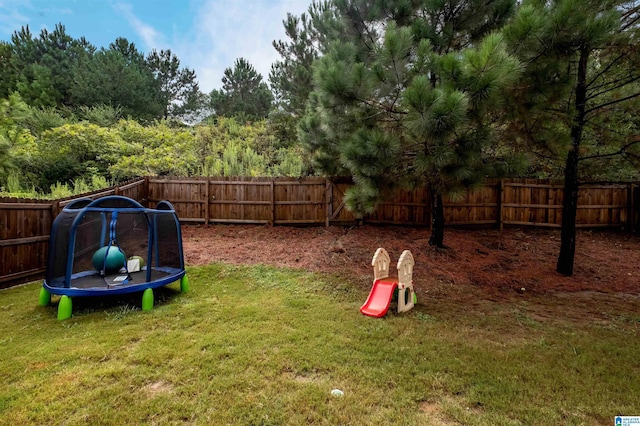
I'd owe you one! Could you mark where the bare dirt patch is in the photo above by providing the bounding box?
[143,380,174,395]
[181,224,640,323]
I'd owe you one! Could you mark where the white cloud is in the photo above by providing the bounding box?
[113,2,163,50]
[178,0,311,93]
[0,1,31,36]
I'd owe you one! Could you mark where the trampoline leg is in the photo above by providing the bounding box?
[57,296,72,320]
[180,275,189,293]
[142,288,154,311]
[38,287,51,306]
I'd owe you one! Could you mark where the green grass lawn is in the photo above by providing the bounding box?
[1,264,639,425]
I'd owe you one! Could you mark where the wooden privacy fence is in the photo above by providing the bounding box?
[146,177,637,230]
[1,176,638,289]
[0,178,147,288]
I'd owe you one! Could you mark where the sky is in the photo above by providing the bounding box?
[0,0,312,93]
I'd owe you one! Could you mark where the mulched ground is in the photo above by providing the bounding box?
[182,224,640,296]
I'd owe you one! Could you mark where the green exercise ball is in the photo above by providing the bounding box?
[92,246,125,274]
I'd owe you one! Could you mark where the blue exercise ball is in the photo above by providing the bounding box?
[92,246,125,274]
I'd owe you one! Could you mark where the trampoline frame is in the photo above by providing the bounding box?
[39,196,189,319]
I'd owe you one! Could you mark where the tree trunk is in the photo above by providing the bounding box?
[557,149,579,275]
[429,189,445,248]
[557,47,589,276]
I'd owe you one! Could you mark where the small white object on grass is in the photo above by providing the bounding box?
[331,389,344,397]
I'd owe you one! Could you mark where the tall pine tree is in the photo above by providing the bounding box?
[146,49,199,120]
[5,24,94,108]
[300,0,521,246]
[210,58,273,121]
[71,38,163,120]
[504,0,640,275]
[269,1,340,116]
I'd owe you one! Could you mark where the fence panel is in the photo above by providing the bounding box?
[502,179,564,227]
[576,184,628,227]
[0,198,53,288]
[148,177,208,223]
[327,180,358,224]
[2,176,638,289]
[367,187,430,226]
[121,178,147,202]
[274,178,326,225]
[207,177,273,224]
[445,182,500,225]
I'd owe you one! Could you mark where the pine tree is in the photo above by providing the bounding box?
[269,1,341,116]
[146,49,199,120]
[71,38,164,120]
[6,24,94,108]
[504,0,640,275]
[299,0,521,246]
[210,58,273,121]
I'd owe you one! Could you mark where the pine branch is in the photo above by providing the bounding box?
[588,73,640,95]
[586,52,626,88]
[578,139,640,162]
[584,91,640,116]
[588,75,640,100]
[356,96,407,116]
[620,5,640,32]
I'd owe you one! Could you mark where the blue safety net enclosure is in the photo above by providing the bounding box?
[39,195,189,320]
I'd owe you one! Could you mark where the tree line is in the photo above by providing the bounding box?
[0,23,276,123]
[1,0,640,276]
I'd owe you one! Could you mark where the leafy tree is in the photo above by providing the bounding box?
[35,24,95,106]
[0,42,17,99]
[270,13,315,115]
[266,110,302,150]
[300,0,520,246]
[0,93,34,184]
[504,0,640,276]
[194,117,309,176]
[18,106,70,137]
[110,120,197,179]
[34,123,123,189]
[210,58,273,121]
[146,49,200,119]
[2,23,199,121]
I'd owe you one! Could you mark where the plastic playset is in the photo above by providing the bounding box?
[360,248,416,317]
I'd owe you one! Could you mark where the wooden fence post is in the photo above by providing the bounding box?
[51,199,60,220]
[204,177,210,226]
[629,183,636,233]
[271,179,276,226]
[428,188,433,230]
[498,179,504,231]
[325,179,332,228]
[143,176,149,207]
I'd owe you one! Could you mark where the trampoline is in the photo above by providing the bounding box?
[39,195,189,319]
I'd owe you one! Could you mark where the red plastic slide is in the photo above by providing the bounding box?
[360,279,398,318]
